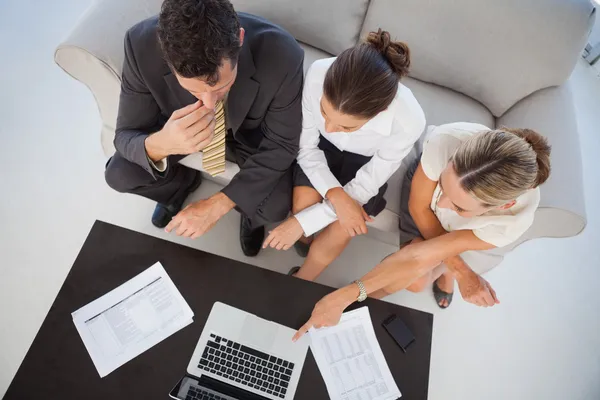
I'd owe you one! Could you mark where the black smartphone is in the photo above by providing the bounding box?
[382,314,415,353]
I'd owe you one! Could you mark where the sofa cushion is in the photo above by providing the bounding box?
[402,78,495,129]
[382,77,494,216]
[360,0,594,117]
[300,42,333,76]
[230,0,369,55]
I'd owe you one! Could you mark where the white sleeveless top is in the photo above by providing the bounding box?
[420,122,540,248]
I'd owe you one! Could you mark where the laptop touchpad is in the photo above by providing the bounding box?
[241,314,277,350]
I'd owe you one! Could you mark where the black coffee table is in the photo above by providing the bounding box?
[4,221,433,399]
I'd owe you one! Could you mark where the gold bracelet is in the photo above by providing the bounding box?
[354,280,367,302]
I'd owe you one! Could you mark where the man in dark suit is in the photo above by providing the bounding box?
[104,0,304,256]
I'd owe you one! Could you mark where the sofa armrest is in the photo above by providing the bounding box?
[54,0,163,157]
[496,82,587,251]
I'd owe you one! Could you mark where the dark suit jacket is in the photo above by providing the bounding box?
[115,13,304,217]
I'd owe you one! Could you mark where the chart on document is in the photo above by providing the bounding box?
[84,276,185,358]
[72,263,194,377]
[309,307,401,400]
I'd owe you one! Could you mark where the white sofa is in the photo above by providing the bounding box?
[55,0,594,271]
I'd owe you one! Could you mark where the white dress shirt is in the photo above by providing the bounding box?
[148,153,167,172]
[295,58,426,236]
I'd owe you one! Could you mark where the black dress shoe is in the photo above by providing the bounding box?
[240,215,264,257]
[152,203,183,228]
[151,171,203,228]
[293,240,311,258]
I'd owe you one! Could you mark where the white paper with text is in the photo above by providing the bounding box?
[72,262,193,377]
[309,307,401,400]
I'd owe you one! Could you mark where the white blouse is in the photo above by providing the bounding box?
[295,58,426,236]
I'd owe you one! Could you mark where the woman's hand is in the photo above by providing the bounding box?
[327,188,373,237]
[262,216,305,250]
[456,271,499,307]
[292,285,358,341]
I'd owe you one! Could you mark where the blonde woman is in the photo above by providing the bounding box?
[292,123,552,339]
[399,122,550,308]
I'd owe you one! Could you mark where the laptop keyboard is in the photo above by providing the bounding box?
[197,333,295,399]
[185,385,226,400]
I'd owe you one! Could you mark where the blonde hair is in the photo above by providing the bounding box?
[451,128,551,206]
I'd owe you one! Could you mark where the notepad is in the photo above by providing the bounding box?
[309,307,401,400]
[72,262,194,377]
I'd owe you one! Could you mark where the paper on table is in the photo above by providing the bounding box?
[72,262,194,377]
[309,307,401,400]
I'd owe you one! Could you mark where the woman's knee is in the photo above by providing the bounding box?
[292,186,322,214]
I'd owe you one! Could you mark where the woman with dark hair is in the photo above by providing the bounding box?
[263,30,426,280]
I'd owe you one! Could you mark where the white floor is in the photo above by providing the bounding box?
[1,1,600,399]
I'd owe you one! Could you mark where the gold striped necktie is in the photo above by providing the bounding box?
[202,100,227,176]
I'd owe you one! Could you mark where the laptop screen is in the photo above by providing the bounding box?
[170,374,270,400]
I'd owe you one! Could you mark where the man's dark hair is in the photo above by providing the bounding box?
[158,0,241,85]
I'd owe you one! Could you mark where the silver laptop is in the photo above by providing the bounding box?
[169,302,309,400]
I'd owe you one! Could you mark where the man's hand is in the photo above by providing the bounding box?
[263,216,305,250]
[292,285,358,342]
[326,187,373,237]
[165,192,235,239]
[456,271,500,307]
[145,101,216,161]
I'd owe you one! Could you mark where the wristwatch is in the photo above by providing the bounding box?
[354,280,367,302]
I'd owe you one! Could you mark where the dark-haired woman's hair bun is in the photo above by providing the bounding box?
[366,29,411,78]
[323,28,411,119]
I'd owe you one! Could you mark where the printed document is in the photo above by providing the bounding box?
[309,307,401,400]
[72,262,194,377]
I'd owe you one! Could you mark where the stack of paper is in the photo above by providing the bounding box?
[72,262,194,377]
[309,307,402,400]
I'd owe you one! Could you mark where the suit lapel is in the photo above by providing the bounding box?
[227,43,259,135]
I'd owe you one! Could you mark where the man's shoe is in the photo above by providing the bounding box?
[240,215,264,257]
[151,171,203,228]
[293,240,311,258]
[152,203,182,229]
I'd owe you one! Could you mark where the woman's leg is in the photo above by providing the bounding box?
[292,186,323,244]
[406,263,447,292]
[294,221,352,281]
[370,263,446,299]
[369,237,445,299]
